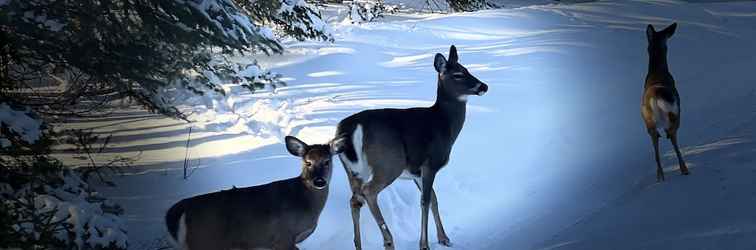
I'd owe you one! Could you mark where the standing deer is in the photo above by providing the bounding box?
[164,135,347,250]
[641,23,690,182]
[335,45,488,250]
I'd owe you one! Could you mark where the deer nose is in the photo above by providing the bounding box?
[313,178,327,189]
[476,83,488,96]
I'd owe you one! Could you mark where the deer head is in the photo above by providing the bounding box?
[646,23,677,57]
[285,136,347,190]
[434,45,489,102]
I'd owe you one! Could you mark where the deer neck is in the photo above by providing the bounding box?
[647,50,671,79]
[431,80,467,140]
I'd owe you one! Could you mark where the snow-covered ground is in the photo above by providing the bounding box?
[65,0,756,249]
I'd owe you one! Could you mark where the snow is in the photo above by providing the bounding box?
[0,102,42,147]
[307,10,331,34]
[3,171,128,249]
[258,26,277,42]
[186,0,275,46]
[20,10,66,32]
[271,0,333,40]
[279,0,306,13]
[54,0,756,249]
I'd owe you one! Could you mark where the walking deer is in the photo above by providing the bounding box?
[641,23,690,182]
[335,45,488,250]
[164,135,347,250]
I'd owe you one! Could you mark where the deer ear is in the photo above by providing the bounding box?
[448,45,458,64]
[662,22,677,38]
[646,24,656,42]
[330,136,348,154]
[285,136,308,157]
[434,53,447,73]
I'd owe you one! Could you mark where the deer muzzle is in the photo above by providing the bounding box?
[476,83,488,96]
[313,177,327,189]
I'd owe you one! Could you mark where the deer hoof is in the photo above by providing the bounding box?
[439,238,452,247]
[656,171,665,182]
[383,241,394,250]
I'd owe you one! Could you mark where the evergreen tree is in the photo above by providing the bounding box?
[446,0,491,12]
[237,0,333,41]
[0,0,331,120]
[0,0,331,248]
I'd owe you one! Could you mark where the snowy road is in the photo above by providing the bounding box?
[81,1,756,249]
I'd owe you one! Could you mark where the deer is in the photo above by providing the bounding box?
[641,22,690,182]
[164,135,347,250]
[334,45,488,250]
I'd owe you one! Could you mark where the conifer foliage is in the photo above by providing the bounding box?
[0,0,331,119]
[0,0,330,248]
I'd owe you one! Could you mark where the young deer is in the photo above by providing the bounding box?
[335,45,488,250]
[641,23,690,182]
[164,136,347,250]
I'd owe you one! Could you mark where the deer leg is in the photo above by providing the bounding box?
[649,128,665,182]
[413,179,450,246]
[341,157,366,250]
[419,168,437,250]
[350,193,364,250]
[362,181,394,250]
[345,173,365,250]
[669,133,690,175]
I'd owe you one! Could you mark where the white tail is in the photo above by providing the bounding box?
[656,98,679,115]
[652,98,678,129]
[345,124,372,183]
[175,213,187,249]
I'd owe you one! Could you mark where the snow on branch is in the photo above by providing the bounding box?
[0,103,42,148]
[1,170,128,249]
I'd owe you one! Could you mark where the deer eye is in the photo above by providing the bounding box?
[305,161,312,167]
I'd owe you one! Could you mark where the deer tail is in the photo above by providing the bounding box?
[655,97,679,115]
[336,119,358,163]
[165,200,188,247]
